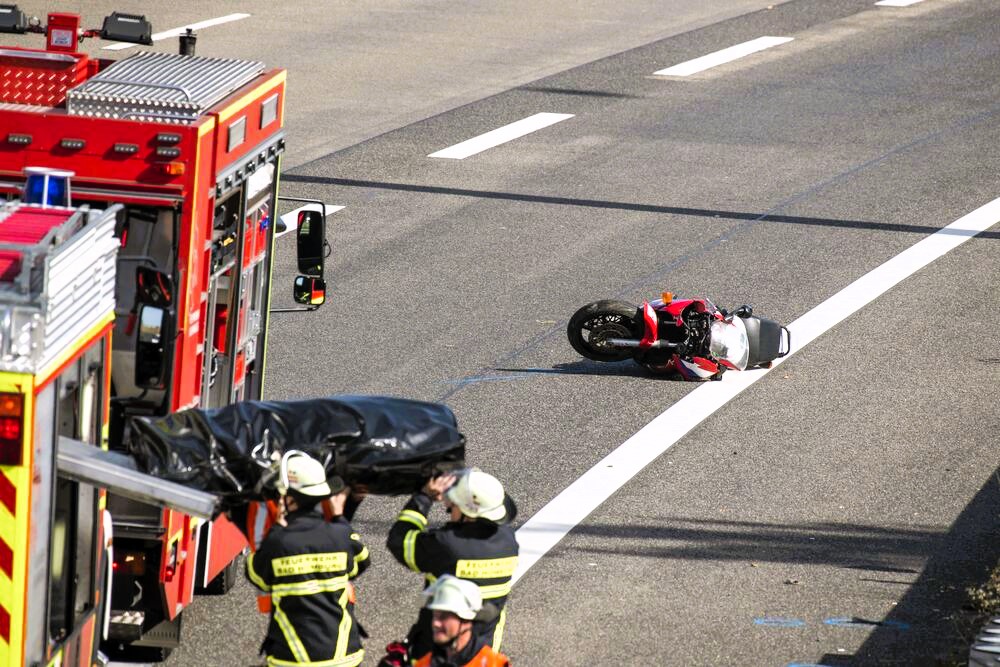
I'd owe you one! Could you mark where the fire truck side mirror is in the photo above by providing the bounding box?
[293,276,326,308]
[296,209,326,278]
[135,305,174,390]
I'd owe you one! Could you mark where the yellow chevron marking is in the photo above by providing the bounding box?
[0,568,11,602]
[0,506,12,543]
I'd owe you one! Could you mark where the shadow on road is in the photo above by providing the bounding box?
[494,361,671,380]
[817,466,1000,666]
[519,85,641,99]
[281,174,1000,240]
[556,467,998,666]
[569,516,939,570]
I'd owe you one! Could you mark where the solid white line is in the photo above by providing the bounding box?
[875,0,924,6]
[512,195,1000,584]
[276,203,344,239]
[653,36,794,77]
[428,113,574,160]
[103,13,252,51]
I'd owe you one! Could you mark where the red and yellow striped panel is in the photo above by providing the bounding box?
[0,464,27,666]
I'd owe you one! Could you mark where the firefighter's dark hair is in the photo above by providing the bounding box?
[288,488,322,511]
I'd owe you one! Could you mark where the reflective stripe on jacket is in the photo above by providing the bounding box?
[386,492,518,653]
[247,510,370,666]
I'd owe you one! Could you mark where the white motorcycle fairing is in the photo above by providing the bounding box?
[708,316,750,371]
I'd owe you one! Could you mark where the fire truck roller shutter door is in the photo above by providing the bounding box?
[48,353,101,646]
[110,206,176,403]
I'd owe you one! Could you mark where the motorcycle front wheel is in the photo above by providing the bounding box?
[567,300,641,362]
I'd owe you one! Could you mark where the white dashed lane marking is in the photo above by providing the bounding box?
[513,195,1000,584]
[428,113,574,160]
[653,36,794,77]
[103,13,252,50]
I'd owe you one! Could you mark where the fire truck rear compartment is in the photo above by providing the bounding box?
[0,24,297,663]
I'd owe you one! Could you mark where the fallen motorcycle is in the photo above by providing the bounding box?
[567,292,791,380]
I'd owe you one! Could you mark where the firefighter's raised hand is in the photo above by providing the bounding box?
[329,487,351,517]
[422,474,456,501]
[350,484,370,503]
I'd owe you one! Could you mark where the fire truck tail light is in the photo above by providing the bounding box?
[156,147,181,158]
[0,394,22,466]
[0,432,19,465]
[162,541,178,582]
[60,138,86,150]
[7,133,31,146]
[0,416,20,440]
[0,393,23,417]
[161,162,185,176]
[113,143,139,155]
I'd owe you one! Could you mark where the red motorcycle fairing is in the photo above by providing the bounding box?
[641,297,729,380]
[659,297,712,323]
[640,297,714,348]
[639,299,714,350]
[676,355,719,380]
[638,301,658,349]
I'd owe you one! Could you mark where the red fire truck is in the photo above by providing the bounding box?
[0,8,330,663]
[0,190,227,667]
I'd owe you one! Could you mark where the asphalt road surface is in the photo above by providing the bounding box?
[40,0,1000,664]
[48,0,782,170]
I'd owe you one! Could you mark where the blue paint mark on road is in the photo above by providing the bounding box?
[754,617,806,628]
[824,617,910,630]
[443,374,534,387]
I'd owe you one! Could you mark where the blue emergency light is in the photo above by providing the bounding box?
[23,167,73,207]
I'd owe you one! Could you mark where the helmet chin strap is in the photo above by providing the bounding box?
[446,623,473,654]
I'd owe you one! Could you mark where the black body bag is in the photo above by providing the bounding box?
[127,395,466,503]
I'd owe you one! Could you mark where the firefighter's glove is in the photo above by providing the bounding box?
[377,641,410,667]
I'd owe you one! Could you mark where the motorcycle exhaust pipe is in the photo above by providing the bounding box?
[606,338,676,349]
[607,338,642,347]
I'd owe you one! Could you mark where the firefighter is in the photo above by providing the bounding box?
[247,452,370,667]
[412,575,510,667]
[386,468,518,657]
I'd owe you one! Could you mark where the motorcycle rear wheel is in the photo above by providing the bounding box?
[567,300,641,362]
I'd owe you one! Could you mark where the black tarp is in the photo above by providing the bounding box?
[127,395,465,502]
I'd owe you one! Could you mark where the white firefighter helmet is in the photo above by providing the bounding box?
[277,450,332,498]
[424,575,482,620]
[445,468,507,522]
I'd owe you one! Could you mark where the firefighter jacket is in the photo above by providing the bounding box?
[246,509,370,667]
[412,634,510,667]
[386,492,518,653]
